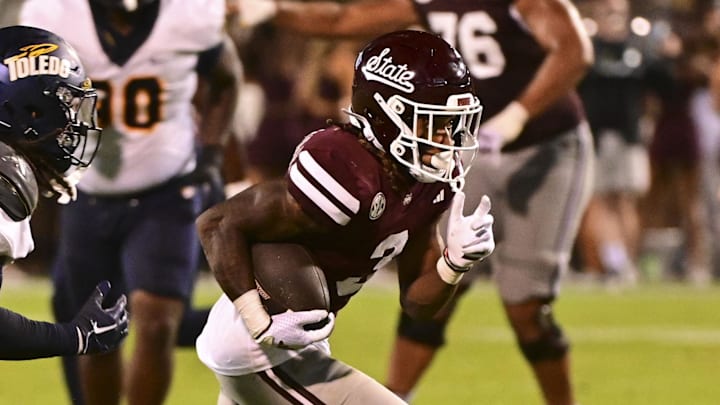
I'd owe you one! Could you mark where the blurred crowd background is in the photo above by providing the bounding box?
[3,0,720,290]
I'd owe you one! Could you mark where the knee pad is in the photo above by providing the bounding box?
[518,305,570,363]
[396,311,448,348]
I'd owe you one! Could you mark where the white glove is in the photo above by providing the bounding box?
[437,192,495,284]
[234,0,278,27]
[233,290,335,349]
[477,101,529,148]
[476,127,503,155]
[256,309,335,349]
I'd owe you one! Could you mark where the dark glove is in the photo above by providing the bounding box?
[181,144,226,208]
[72,281,129,355]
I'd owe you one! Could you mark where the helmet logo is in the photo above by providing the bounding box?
[361,48,415,93]
[3,44,72,82]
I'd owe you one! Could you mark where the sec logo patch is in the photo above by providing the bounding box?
[369,192,386,220]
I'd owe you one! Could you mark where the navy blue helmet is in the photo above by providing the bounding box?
[0,25,101,180]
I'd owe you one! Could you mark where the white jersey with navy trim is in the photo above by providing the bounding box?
[20,0,225,194]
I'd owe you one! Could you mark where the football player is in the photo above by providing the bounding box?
[0,25,128,360]
[232,0,595,404]
[196,30,495,404]
[20,0,241,404]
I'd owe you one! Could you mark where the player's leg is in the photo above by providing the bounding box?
[497,124,594,405]
[384,143,498,400]
[384,276,475,401]
[176,304,211,347]
[53,193,126,405]
[218,350,406,404]
[503,298,572,403]
[123,186,203,404]
[52,271,86,405]
[126,291,185,404]
[578,131,646,282]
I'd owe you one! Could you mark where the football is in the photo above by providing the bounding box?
[251,243,331,315]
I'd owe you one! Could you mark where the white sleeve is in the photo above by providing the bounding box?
[0,210,34,260]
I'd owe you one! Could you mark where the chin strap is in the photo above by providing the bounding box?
[343,108,385,151]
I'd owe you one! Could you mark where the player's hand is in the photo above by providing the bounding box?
[255,309,335,350]
[443,192,495,271]
[478,101,529,147]
[476,127,503,155]
[72,281,129,355]
[180,144,226,207]
[234,0,278,27]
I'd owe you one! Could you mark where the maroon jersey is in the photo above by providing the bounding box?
[412,0,585,150]
[286,126,453,312]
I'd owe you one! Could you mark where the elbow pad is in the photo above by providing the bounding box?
[0,142,38,221]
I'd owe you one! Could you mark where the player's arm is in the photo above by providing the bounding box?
[0,282,128,360]
[0,307,79,360]
[197,179,323,301]
[512,0,594,118]
[194,34,242,149]
[475,0,595,150]
[187,35,243,200]
[255,0,419,38]
[396,226,457,320]
[398,192,495,320]
[196,178,332,346]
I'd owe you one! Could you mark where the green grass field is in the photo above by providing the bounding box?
[1,274,719,404]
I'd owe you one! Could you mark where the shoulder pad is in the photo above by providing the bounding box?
[0,143,38,221]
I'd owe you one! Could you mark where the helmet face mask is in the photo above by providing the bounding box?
[51,82,101,173]
[0,25,102,201]
[349,30,483,191]
[378,92,481,189]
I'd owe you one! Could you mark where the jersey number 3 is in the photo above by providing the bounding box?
[335,230,408,297]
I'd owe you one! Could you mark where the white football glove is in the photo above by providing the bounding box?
[233,0,278,27]
[477,101,529,149]
[256,309,335,350]
[233,290,335,349]
[437,192,495,284]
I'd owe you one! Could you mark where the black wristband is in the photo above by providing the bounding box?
[443,248,471,272]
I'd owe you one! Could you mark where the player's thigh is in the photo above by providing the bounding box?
[123,185,202,300]
[495,125,594,302]
[217,350,406,405]
[53,193,126,308]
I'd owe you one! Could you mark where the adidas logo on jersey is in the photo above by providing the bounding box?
[361,48,415,93]
[4,43,72,82]
[433,189,445,204]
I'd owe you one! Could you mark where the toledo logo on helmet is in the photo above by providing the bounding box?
[3,43,72,82]
[361,48,415,93]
